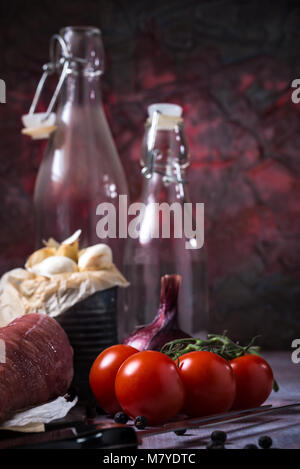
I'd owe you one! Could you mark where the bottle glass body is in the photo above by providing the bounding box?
[122,114,208,339]
[34,27,128,267]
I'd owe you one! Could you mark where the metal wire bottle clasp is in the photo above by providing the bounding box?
[28,34,89,121]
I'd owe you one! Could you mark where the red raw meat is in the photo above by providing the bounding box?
[0,313,73,423]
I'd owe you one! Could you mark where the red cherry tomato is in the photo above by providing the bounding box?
[89,344,138,415]
[177,351,236,417]
[115,351,185,425]
[229,354,274,410]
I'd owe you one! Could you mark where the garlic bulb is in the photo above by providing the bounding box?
[29,256,78,277]
[25,247,56,269]
[25,232,112,275]
[78,244,113,271]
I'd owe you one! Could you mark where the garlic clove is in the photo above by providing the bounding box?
[43,237,60,249]
[62,229,82,245]
[54,230,82,262]
[25,247,56,269]
[29,256,78,277]
[55,243,78,263]
[78,244,113,271]
[40,230,82,262]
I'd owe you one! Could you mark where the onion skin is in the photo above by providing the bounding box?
[123,274,190,351]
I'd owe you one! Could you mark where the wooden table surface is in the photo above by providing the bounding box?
[139,352,300,449]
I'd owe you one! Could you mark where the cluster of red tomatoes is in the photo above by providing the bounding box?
[89,345,274,426]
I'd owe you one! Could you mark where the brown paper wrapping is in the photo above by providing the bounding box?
[0,265,128,328]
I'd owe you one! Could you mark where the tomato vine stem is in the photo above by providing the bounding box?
[161,333,279,392]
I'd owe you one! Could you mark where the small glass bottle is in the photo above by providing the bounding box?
[33,26,128,267]
[122,103,208,339]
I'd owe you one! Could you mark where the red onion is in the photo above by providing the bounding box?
[123,274,190,351]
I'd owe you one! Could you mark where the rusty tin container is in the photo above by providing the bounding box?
[56,287,118,402]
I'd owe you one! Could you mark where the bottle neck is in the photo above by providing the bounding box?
[141,170,190,205]
[141,122,190,180]
[58,72,102,108]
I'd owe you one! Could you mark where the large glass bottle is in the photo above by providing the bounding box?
[34,26,128,267]
[122,103,208,339]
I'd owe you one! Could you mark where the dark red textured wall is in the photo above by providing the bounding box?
[0,0,300,346]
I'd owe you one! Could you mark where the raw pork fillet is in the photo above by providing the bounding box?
[0,313,73,423]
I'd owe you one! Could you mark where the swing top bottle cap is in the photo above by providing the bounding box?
[148,103,183,118]
[147,104,183,130]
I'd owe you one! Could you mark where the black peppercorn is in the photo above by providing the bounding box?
[114,411,129,424]
[174,428,187,436]
[135,415,148,429]
[244,444,258,449]
[258,435,273,449]
[211,430,227,443]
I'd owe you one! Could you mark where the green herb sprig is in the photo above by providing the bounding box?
[161,333,279,392]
